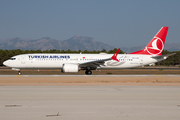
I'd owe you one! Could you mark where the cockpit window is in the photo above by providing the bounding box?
[10,58,16,60]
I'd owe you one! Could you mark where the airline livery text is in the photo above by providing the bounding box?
[29,55,70,60]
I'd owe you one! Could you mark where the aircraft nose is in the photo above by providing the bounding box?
[3,61,9,66]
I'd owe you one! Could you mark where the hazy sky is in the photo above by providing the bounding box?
[0,0,180,47]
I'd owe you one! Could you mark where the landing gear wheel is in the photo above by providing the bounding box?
[85,70,92,75]
[18,71,21,75]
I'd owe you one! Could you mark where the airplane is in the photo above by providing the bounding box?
[3,27,175,75]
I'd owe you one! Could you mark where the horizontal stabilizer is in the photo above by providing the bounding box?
[151,53,176,59]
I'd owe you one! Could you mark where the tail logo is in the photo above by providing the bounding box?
[145,37,164,55]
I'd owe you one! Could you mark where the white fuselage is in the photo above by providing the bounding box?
[3,53,163,70]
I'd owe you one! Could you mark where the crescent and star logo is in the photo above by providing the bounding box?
[144,37,164,55]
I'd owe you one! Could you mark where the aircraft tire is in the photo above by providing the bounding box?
[18,71,21,75]
[85,70,92,75]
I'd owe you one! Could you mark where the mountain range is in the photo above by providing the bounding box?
[0,35,180,53]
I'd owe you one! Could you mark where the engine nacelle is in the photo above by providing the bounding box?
[61,63,79,73]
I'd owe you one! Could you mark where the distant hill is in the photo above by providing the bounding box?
[121,43,180,53]
[0,36,115,51]
[0,36,179,52]
[164,43,180,51]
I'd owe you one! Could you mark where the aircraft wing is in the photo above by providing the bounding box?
[79,48,120,68]
[151,53,176,59]
[79,58,112,68]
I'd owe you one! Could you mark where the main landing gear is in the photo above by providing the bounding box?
[85,70,92,75]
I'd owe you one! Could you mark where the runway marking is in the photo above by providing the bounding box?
[16,75,21,77]
[154,75,163,76]
[5,105,22,107]
[46,112,60,117]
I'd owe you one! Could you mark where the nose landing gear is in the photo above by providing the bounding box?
[18,71,21,75]
[12,68,21,75]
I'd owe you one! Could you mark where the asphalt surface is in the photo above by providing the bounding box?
[0,86,180,120]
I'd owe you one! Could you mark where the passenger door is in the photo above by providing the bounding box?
[139,56,143,65]
[21,56,26,64]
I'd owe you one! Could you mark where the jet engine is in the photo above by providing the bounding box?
[61,63,79,73]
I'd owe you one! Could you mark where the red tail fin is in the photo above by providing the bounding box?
[130,27,168,55]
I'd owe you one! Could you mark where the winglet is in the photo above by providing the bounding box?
[111,48,120,62]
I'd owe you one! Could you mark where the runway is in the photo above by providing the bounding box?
[0,66,180,75]
[1,74,180,77]
[0,86,180,120]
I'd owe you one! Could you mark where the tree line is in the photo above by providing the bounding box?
[0,49,179,66]
[156,50,180,66]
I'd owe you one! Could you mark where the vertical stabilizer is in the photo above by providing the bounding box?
[130,27,168,55]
